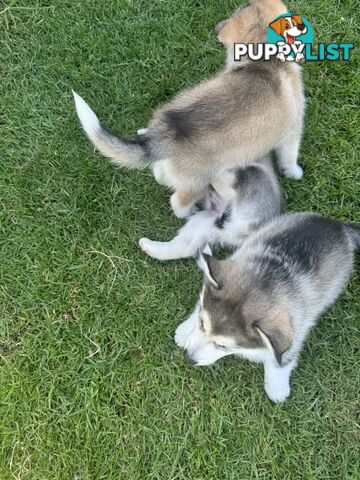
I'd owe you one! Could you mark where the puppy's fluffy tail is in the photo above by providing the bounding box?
[72,91,153,169]
[346,223,360,250]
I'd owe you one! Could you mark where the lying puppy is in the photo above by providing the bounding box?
[73,0,305,218]
[175,213,360,403]
[139,157,282,260]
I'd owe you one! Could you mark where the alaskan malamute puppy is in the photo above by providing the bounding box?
[139,156,282,260]
[175,213,360,402]
[73,0,304,218]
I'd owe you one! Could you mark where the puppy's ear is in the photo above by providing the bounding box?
[254,310,292,365]
[215,20,227,35]
[269,17,284,35]
[197,253,222,290]
[292,15,303,25]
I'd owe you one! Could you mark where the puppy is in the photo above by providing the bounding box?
[175,213,360,402]
[73,0,305,218]
[139,156,282,260]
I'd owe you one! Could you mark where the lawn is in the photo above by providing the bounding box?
[1,0,359,478]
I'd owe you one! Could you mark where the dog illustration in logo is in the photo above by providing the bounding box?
[270,15,308,63]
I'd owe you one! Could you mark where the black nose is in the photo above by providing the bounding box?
[184,349,196,365]
[298,23,306,31]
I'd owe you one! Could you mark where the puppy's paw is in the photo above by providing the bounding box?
[283,164,303,180]
[137,128,148,135]
[139,238,173,260]
[139,237,156,257]
[264,381,291,403]
[174,320,195,348]
[170,193,193,219]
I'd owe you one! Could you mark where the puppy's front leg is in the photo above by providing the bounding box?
[174,303,200,348]
[263,358,297,403]
[276,131,303,180]
[139,211,217,260]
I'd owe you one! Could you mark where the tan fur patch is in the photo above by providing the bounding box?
[255,308,293,363]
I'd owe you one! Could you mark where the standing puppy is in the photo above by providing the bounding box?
[73,0,305,218]
[175,214,360,402]
[139,157,282,260]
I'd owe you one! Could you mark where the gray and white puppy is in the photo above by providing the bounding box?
[175,213,360,403]
[139,156,282,260]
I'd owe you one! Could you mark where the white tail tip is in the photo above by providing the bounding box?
[72,90,100,137]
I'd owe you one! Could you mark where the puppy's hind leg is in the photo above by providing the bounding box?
[276,131,303,180]
[139,211,217,261]
[170,189,205,219]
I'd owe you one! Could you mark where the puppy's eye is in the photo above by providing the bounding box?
[214,342,227,350]
[285,23,290,28]
[199,318,205,332]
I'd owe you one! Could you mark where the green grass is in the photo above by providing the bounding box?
[1,0,359,478]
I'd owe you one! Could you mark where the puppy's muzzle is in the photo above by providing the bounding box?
[184,349,197,365]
